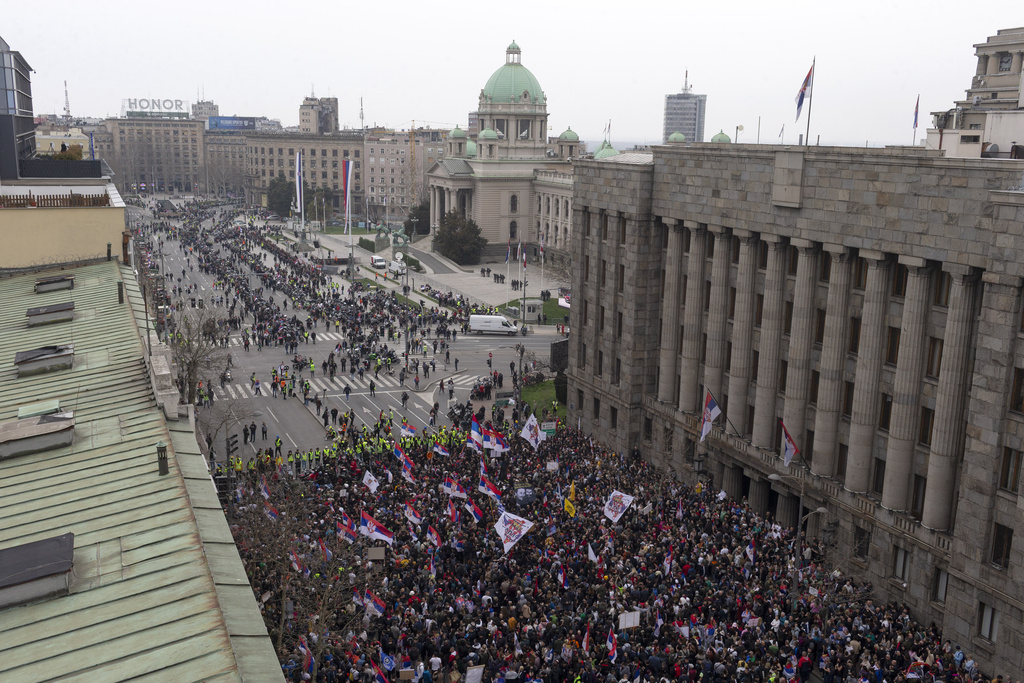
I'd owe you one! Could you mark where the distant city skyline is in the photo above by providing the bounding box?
[4,1,1021,147]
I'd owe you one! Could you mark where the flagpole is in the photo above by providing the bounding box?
[805,57,815,146]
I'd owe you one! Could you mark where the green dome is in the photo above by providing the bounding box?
[593,140,619,159]
[711,130,731,143]
[482,43,544,104]
[466,139,477,157]
[479,128,499,140]
[507,40,520,51]
[667,132,686,143]
[558,127,579,141]
[449,126,467,139]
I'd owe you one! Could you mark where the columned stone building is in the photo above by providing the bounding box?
[569,142,1024,674]
[427,42,583,262]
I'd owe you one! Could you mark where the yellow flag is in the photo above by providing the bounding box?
[569,482,576,502]
[564,498,577,518]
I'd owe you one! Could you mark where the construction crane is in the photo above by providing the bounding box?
[63,81,71,125]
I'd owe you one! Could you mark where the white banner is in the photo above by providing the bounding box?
[493,511,535,553]
[520,414,544,450]
[603,490,635,523]
[362,470,379,493]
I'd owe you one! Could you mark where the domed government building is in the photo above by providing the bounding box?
[427,42,587,263]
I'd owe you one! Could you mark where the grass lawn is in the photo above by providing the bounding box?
[520,379,565,419]
[498,297,568,325]
[323,226,375,235]
[354,278,382,289]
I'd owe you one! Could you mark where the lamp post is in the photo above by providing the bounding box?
[769,472,826,609]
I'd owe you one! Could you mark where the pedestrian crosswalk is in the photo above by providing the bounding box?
[211,371,478,401]
[228,330,445,349]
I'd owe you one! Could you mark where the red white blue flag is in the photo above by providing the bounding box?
[780,419,799,467]
[795,61,814,122]
[699,389,721,443]
[465,498,484,523]
[427,525,442,547]
[443,476,468,498]
[607,627,617,663]
[404,502,423,525]
[479,475,502,502]
[360,510,394,545]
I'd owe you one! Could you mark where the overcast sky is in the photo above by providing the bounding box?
[5,1,1021,147]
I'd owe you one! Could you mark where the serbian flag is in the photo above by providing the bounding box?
[480,454,488,476]
[607,627,617,663]
[338,522,358,544]
[401,418,417,437]
[428,525,442,547]
[360,510,395,545]
[401,461,416,484]
[780,419,799,466]
[699,389,721,443]
[582,623,591,653]
[298,636,315,673]
[478,475,502,502]
[523,248,527,273]
[263,501,279,521]
[505,238,511,264]
[746,539,756,563]
[795,60,814,122]
[557,564,567,588]
[404,502,423,526]
[447,498,460,523]
[470,417,484,449]
[443,476,468,498]
[433,442,450,457]
[318,537,333,561]
[465,498,484,523]
[401,451,415,471]
[353,587,364,606]
[493,433,510,453]
[393,444,405,462]
[365,589,387,616]
[259,475,271,500]
[663,549,673,576]
[482,428,496,450]
[368,660,388,683]
[913,94,920,130]
[289,549,302,571]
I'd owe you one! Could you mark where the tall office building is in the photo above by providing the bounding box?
[299,96,339,135]
[663,74,706,144]
[0,35,36,180]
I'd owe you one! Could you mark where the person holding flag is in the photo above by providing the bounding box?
[606,627,617,663]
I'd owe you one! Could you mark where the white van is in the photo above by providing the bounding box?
[469,314,518,336]
[370,256,387,269]
[388,261,407,276]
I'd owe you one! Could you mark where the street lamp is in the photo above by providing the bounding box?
[769,472,827,607]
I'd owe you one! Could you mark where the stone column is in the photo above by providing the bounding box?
[976,54,989,76]
[658,221,684,404]
[782,240,819,455]
[704,227,732,400]
[812,247,852,478]
[922,268,977,530]
[775,493,799,528]
[722,465,743,501]
[749,477,770,516]
[1012,52,1023,75]
[678,226,707,412]
[727,232,758,435]
[753,238,786,449]
[846,253,890,493]
[881,258,930,511]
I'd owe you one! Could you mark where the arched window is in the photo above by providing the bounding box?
[510,195,518,214]
[555,200,559,218]
[509,221,518,240]
[545,197,551,214]
[564,199,570,217]
[537,196,542,212]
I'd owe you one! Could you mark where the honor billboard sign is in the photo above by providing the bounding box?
[121,98,190,118]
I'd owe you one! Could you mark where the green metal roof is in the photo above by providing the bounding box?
[668,132,687,142]
[593,140,620,159]
[449,126,467,139]
[482,45,544,104]
[479,128,499,140]
[466,139,477,157]
[558,127,579,141]
[711,129,732,143]
[0,260,279,682]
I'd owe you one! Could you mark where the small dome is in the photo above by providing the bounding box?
[449,126,467,139]
[466,139,477,158]
[667,132,686,143]
[558,127,579,141]
[711,130,731,143]
[507,40,520,51]
[479,128,499,140]
[593,140,619,159]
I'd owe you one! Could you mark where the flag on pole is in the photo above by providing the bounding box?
[607,627,617,662]
[364,589,387,616]
[746,539,756,563]
[557,564,568,588]
[404,502,423,525]
[443,476,468,498]
[655,611,665,637]
[380,649,395,672]
[295,150,304,211]
[318,537,333,561]
[913,94,920,130]
[588,543,599,564]
[400,418,417,437]
[341,159,354,232]
[699,389,721,443]
[795,62,814,122]
[663,549,673,576]
[360,510,395,545]
[263,501,280,521]
[505,238,511,265]
[516,240,522,261]
[478,474,502,502]
[429,550,436,578]
[781,419,799,466]
[370,660,388,683]
[433,442,450,457]
[427,525,442,547]
[259,475,271,500]
[582,623,591,653]
[470,417,484,450]
[465,498,484,523]
[362,470,380,493]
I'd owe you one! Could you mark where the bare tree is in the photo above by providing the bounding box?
[168,306,229,405]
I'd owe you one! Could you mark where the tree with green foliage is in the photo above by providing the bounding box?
[403,200,430,238]
[267,174,294,217]
[434,210,487,265]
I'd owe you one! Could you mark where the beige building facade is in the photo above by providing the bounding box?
[103,117,206,194]
[364,131,446,220]
[569,142,1024,675]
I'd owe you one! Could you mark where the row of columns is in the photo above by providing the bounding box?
[656,223,977,530]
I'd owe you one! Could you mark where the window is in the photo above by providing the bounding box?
[601,261,607,287]
[892,546,909,581]
[815,310,826,344]
[729,288,737,318]
[933,568,948,603]
[853,257,868,289]
[837,444,848,481]
[732,238,740,263]
[597,351,603,376]
[619,217,626,244]
[510,195,518,213]
[599,307,605,331]
[701,334,707,363]
[751,351,759,381]
[872,457,886,495]
[584,256,589,281]
[755,294,764,326]
[849,318,861,354]
[911,475,926,520]
[758,240,769,269]
[616,312,623,338]
[919,407,935,446]
[509,221,518,240]
[979,602,1000,642]
[804,430,814,464]
[579,343,587,369]
[644,416,653,441]
[820,253,832,282]
[934,271,951,306]
[783,301,793,334]
[1000,447,1022,492]
[704,283,711,312]
[1012,368,1024,413]
[601,214,608,241]
[892,264,908,297]
[886,327,901,365]
[810,371,820,404]
[582,300,589,325]
[854,526,871,559]
[779,360,788,393]
[927,338,944,378]
[787,245,799,275]
[706,232,714,258]
[725,342,732,373]
[618,265,625,293]
[614,358,621,385]
[879,393,893,431]
[592,396,601,420]
[843,381,855,418]
[610,406,618,429]
[992,523,1013,569]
